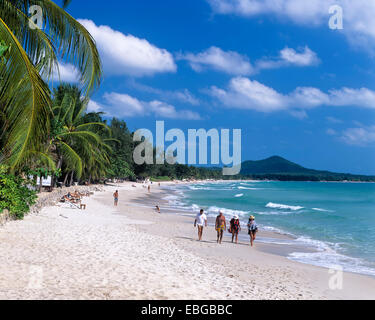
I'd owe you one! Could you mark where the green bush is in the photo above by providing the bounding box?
[0,166,37,219]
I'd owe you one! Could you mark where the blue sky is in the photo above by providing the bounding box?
[61,0,375,175]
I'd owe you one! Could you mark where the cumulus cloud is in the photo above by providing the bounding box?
[178,46,254,75]
[340,125,375,146]
[210,77,287,111]
[78,19,176,77]
[209,76,375,113]
[129,81,200,106]
[52,62,81,83]
[207,0,375,47]
[148,100,202,119]
[87,100,103,113]
[180,46,319,75]
[207,0,333,23]
[91,93,201,120]
[256,47,320,70]
[256,46,320,70]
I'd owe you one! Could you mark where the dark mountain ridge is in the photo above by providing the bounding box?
[239,156,374,181]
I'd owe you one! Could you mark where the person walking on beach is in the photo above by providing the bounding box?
[247,215,258,247]
[113,190,119,206]
[230,215,241,244]
[194,209,207,241]
[215,211,226,244]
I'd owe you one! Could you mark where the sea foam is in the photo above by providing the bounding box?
[266,202,304,211]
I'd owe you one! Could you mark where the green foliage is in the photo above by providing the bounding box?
[151,176,172,182]
[0,0,102,170]
[50,84,112,183]
[107,158,135,179]
[0,166,37,219]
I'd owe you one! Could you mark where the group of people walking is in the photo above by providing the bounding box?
[194,209,258,247]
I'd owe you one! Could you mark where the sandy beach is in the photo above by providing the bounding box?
[1,181,375,300]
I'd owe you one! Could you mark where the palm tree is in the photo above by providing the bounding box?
[50,84,111,186]
[0,0,102,171]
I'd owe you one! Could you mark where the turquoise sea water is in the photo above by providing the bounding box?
[166,181,375,277]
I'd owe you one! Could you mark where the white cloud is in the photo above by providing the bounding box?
[148,100,202,120]
[210,77,287,111]
[52,62,81,83]
[326,116,343,124]
[207,0,331,23]
[180,46,319,75]
[280,47,320,66]
[129,81,200,106]
[290,110,308,119]
[92,92,201,120]
[328,87,375,108]
[172,89,200,106]
[341,125,375,146]
[87,100,103,113]
[207,0,375,47]
[103,93,145,117]
[209,76,375,113]
[326,128,337,136]
[256,46,320,70]
[179,46,254,75]
[78,19,176,77]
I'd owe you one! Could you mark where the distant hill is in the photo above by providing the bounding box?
[240,156,375,182]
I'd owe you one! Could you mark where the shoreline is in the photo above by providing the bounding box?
[98,182,375,299]
[164,180,375,278]
[1,181,375,299]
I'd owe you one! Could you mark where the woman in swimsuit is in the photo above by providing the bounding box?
[230,215,241,244]
[247,215,258,247]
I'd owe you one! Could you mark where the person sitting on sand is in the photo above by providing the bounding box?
[230,215,241,244]
[155,205,161,213]
[194,209,207,241]
[215,211,226,244]
[113,190,119,206]
[247,215,258,247]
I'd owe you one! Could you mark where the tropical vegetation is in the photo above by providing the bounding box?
[0,0,102,217]
[1,1,374,220]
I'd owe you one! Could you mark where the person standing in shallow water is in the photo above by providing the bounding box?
[247,215,258,247]
[215,211,226,244]
[194,209,207,241]
[113,190,119,206]
[230,215,241,244]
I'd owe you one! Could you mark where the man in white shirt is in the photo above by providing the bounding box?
[194,209,208,241]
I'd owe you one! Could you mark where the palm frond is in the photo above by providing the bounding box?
[31,0,102,96]
[0,16,51,170]
[59,141,82,177]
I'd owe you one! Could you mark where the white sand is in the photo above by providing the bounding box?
[0,182,375,300]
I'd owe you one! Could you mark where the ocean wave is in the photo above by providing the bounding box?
[163,195,186,208]
[234,193,244,198]
[288,251,375,277]
[188,186,233,191]
[187,186,212,191]
[266,202,304,211]
[238,186,259,190]
[312,208,334,213]
[256,210,293,216]
[206,206,248,218]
